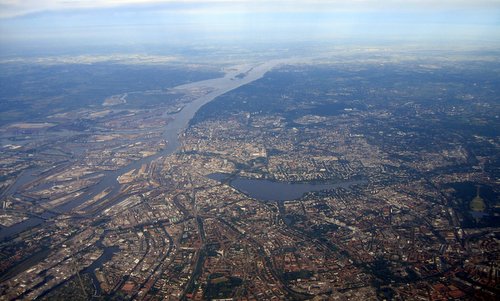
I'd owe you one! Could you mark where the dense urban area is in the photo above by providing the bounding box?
[0,50,499,300]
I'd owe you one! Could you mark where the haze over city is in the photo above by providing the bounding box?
[1,0,500,55]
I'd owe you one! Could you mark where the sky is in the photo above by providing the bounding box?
[1,0,500,56]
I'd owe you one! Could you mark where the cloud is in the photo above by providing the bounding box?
[0,0,499,53]
[1,0,499,18]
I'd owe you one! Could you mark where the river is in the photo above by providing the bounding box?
[0,59,289,241]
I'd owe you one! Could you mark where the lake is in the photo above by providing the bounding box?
[208,173,366,201]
